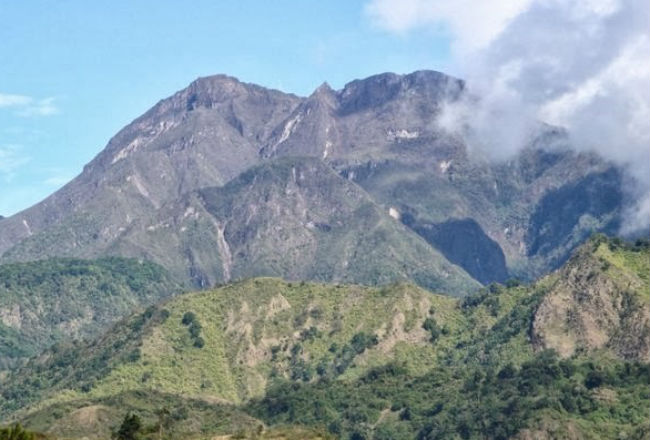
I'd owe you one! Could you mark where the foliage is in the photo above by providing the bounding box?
[2,235,648,439]
[248,351,650,440]
[0,424,36,440]
[114,413,142,440]
[0,257,180,369]
[181,312,204,348]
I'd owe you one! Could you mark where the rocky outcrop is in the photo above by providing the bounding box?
[532,237,650,361]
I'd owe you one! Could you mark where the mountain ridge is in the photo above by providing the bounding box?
[0,70,628,293]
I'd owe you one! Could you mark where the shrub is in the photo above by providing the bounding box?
[181,311,197,326]
[115,413,142,440]
[423,318,441,342]
[0,423,36,440]
[193,336,205,349]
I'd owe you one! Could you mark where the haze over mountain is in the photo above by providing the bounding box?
[0,70,629,294]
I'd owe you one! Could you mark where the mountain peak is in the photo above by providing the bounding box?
[337,70,462,114]
[313,81,334,94]
[191,73,241,86]
[307,81,338,108]
[183,74,249,107]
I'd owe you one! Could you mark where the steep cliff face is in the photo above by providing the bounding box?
[532,236,650,361]
[0,71,628,290]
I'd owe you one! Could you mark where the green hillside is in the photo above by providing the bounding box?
[0,257,182,371]
[1,235,648,439]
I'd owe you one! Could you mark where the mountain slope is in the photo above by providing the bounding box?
[3,157,478,294]
[532,235,649,360]
[258,71,624,280]
[196,157,478,292]
[2,236,647,439]
[1,279,459,416]
[0,257,181,371]
[0,70,628,290]
[0,75,300,265]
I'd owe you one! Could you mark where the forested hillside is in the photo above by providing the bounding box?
[1,236,647,439]
[0,257,181,371]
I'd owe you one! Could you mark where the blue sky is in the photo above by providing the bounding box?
[0,1,451,216]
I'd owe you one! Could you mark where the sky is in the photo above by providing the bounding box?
[0,1,452,216]
[1,1,648,229]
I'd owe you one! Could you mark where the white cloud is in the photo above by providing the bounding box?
[0,93,32,107]
[365,0,534,53]
[16,97,59,117]
[365,0,650,233]
[0,93,59,116]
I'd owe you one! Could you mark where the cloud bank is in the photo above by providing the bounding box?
[366,0,650,233]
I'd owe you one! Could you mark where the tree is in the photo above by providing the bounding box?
[0,424,35,440]
[115,413,142,440]
[181,312,197,326]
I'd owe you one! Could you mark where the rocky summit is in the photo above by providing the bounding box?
[0,71,625,294]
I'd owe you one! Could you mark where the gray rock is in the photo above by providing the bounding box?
[0,70,625,293]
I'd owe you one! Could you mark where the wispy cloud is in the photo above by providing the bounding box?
[0,93,33,107]
[16,97,59,117]
[365,0,531,53]
[0,92,59,117]
[0,145,31,181]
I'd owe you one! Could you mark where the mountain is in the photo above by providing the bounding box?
[2,236,648,439]
[0,71,626,293]
[0,257,181,371]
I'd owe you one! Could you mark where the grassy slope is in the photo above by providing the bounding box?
[593,237,650,298]
[1,236,647,439]
[0,257,182,371]
[531,234,650,361]
[2,280,457,415]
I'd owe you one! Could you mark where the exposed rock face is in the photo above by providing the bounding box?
[82,157,478,294]
[0,71,627,291]
[532,238,650,361]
